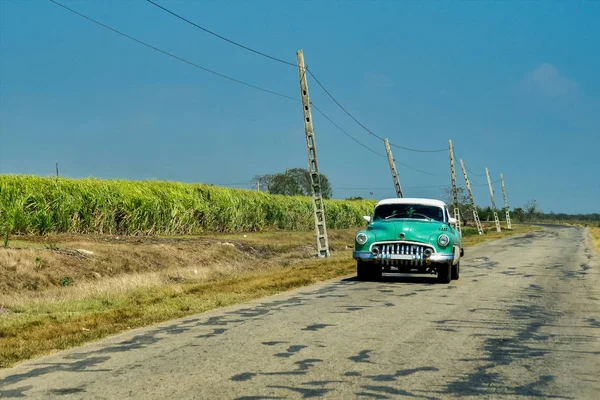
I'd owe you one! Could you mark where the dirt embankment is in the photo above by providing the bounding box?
[0,230,347,299]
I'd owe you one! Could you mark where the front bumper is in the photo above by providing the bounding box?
[353,251,453,263]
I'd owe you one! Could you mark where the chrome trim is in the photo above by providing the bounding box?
[368,240,435,252]
[430,254,454,262]
[369,241,436,267]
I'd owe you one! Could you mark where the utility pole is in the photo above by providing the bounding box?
[500,173,512,229]
[485,167,502,232]
[448,140,461,235]
[56,163,59,178]
[459,159,484,235]
[384,138,403,198]
[297,50,329,257]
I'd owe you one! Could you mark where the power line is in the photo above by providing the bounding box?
[311,104,386,158]
[305,69,383,141]
[48,1,390,161]
[395,160,448,177]
[146,0,447,155]
[145,0,297,67]
[389,142,446,153]
[306,69,447,153]
[465,165,487,177]
[51,0,463,179]
[48,0,297,101]
[336,184,449,190]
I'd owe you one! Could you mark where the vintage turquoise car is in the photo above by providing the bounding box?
[353,198,463,283]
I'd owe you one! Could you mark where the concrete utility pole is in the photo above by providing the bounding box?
[297,50,329,257]
[485,167,502,232]
[448,140,461,235]
[459,159,484,235]
[384,138,403,198]
[500,173,512,229]
[56,163,59,178]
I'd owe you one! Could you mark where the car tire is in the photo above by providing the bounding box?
[437,262,451,284]
[451,261,460,280]
[371,264,382,281]
[357,261,381,281]
[357,261,370,281]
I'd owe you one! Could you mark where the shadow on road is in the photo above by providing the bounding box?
[342,275,439,284]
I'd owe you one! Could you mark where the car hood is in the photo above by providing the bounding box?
[367,220,448,243]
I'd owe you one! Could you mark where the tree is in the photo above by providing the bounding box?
[252,168,332,199]
[442,187,471,225]
[345,196,364,201]
[524,199,540,221]
[512,207,525,223]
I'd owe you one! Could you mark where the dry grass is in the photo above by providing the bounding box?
[591,227,600,254]
[0,226,537,368]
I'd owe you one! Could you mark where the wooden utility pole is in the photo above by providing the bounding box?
[297,50,329,257]
[384,138,403,198]
[500,173,512,229]
[485,167,502,232]
[448,140,461,235]
[56,163,59,178]
[459,159,484,235]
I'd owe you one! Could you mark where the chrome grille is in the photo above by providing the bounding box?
[371,242,433,266]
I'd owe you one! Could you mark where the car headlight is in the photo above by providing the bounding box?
[356,233,368,245]
[438,234,450,247]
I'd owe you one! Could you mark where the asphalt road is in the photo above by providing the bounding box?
[1,226,599,399]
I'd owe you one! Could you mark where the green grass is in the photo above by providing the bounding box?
[0,175,376,235]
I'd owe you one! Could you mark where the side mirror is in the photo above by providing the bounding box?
[448,217,457,225]
[363,215,371,222]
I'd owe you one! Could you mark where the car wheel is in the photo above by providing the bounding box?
[357,261,381,281]
[371,264,382,281]
[357,261,370,281]
[451,261,460,280]
[437,262,451,284]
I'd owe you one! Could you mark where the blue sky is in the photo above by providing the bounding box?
[1,1,599,213]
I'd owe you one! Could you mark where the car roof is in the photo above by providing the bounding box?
[375,198,447,208]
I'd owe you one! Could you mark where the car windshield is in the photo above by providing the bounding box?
[373,204,445,222]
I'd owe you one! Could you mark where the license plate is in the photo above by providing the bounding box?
[385,254,414,260]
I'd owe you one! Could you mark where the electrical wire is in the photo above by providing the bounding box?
[389,142,447,153]
[47,1,402,162]
[48,0,298,101]
[395,160,448,177]
[465,165,487,177]
[146,0,449,155]
[311,104,386,158]
[305,69,383,141]
[51,0,473,180]
[145,0,297,67]
[306,69,448,153]
[335,184,449,190]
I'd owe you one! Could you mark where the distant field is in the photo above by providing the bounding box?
[0,175,376,235]
[0,224,540,368]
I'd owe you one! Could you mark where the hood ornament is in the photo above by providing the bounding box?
[398,232,405,239]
